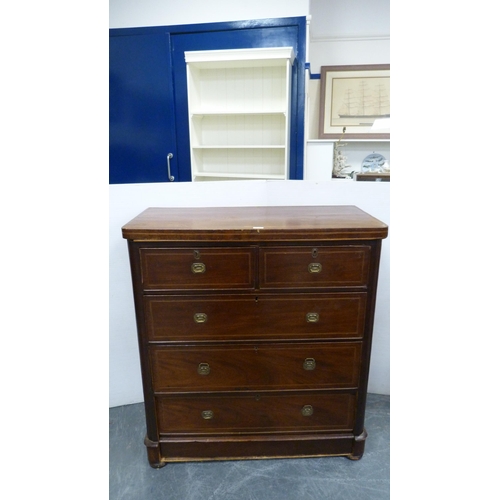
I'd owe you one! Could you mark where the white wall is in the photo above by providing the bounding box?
[307,0,390,139]
[308,0,389,72]
[109,0,309,28]
[109,0,391,407]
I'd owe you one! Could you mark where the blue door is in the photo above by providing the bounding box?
[109,30,178,184]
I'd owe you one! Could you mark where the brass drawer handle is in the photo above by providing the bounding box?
[303,358,316,371]
[191,262,206,274]
[197,363,211,375]
[201,410,214,420]
[306,312,319,323]
[301,405,314,417]
[194,313,207,323]
[308,262,322,273]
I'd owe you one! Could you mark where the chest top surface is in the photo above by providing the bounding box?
[122,205,388,242]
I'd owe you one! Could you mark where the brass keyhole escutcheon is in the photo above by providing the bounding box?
[191,262,206,274]
[308,262,322,274]
[197,363,211,375]
[301,405,314,417]
[306,312,319,323]
[194,313,207,323]
[303,358,316,371]
[312,248,318,258]
[201,410,214,420]
[194,250,201,260]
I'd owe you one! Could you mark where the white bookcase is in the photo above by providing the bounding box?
[185,47,296,181]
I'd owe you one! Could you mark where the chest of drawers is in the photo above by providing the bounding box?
[122,205,388,468]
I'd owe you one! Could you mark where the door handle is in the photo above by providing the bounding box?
[167,153,175,182]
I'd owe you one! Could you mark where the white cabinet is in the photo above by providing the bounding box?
[185,47,295,181]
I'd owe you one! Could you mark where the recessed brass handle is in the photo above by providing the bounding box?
[308,262,322,273]
[301,405,314,417]
[194,313,207,323]
[303,358,316,370]
[306,312,319,323]
[191,262,206,274]
[197,363,210,375]
[201,410,214,420]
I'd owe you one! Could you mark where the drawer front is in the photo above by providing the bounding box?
[259,246,371,289]
[150,342,362,392]
[140,247,255,290]
[156,391,356,434]
[144,293,366,341]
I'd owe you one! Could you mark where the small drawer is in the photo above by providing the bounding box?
[150,342,362,392]
[156,391,356,435]
[144,293,367,342]
[259,246,371,289]
[139,247,255,290]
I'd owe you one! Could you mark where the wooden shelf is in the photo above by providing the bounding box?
[192,172,286,180]
[356,173,390,182]
[192,146,286,149]
[191,111,287,116]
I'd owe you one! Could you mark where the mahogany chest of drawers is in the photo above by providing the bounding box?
[122,205,388,468]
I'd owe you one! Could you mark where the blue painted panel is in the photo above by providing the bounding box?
[109,32,178,184]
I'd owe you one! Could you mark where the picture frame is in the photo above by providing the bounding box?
[318,64,390,139]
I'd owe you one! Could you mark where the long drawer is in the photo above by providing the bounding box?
[149,342,362,392]
[156,391,356,435]
[144,293,367,341]
[139,247,255,290]
[259,246,371,289]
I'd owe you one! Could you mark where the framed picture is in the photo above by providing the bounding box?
[318,64,390,139]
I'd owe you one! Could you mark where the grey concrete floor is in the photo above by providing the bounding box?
[110,393,389,500]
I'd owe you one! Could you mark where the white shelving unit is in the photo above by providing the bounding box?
[185,47,295,181]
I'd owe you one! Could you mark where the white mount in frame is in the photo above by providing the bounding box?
[319,64,390,140]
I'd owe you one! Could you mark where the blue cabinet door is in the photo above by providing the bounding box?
[109,30,178,184]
